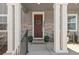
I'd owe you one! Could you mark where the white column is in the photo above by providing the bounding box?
[7,4,14,52]
[54,4,61,53]
[14,4,21,54]
[60,4,68,53]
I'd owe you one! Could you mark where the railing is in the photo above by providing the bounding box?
[20,30,28,55]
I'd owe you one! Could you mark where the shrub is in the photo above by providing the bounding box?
[28,36,33,42]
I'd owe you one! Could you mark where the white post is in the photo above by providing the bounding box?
[7,4,14,52]
[14,3,21,54]
[54,4,61,53]
[60,4,68,53]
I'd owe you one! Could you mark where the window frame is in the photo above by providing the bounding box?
[68,14,77,32]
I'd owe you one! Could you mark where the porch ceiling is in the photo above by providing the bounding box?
[21,3,79,13]
[21,3,53,11]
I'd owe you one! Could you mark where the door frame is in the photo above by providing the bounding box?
[32,12,44,39]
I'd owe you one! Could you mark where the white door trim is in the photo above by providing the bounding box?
[32,12,44,39]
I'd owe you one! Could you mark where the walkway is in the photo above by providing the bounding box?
[27,42,79,55]
[67,43,79,53]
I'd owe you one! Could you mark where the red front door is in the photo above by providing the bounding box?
[34,14,43,38]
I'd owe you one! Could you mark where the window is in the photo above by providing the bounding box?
[0,4,7,32]
[68,14,77,32]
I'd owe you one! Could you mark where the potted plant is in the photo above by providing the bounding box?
[44,36,49,42]
[28,36,33,42]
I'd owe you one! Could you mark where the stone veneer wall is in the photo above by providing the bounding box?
[21,10,54,42]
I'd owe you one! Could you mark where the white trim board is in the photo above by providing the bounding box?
[32,12,44,39]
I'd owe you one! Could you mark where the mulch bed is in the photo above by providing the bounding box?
[0,45,7,55]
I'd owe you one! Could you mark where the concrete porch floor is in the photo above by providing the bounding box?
[27,42,79,55]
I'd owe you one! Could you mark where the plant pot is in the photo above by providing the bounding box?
[28,36,33,42]
[44,36,49,42]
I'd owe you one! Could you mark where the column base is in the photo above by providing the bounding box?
[54,50,68,53]
[3,50,16,55]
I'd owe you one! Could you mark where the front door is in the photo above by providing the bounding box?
[34,14,43,38]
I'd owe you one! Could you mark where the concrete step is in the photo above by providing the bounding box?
[32,39,45,44]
